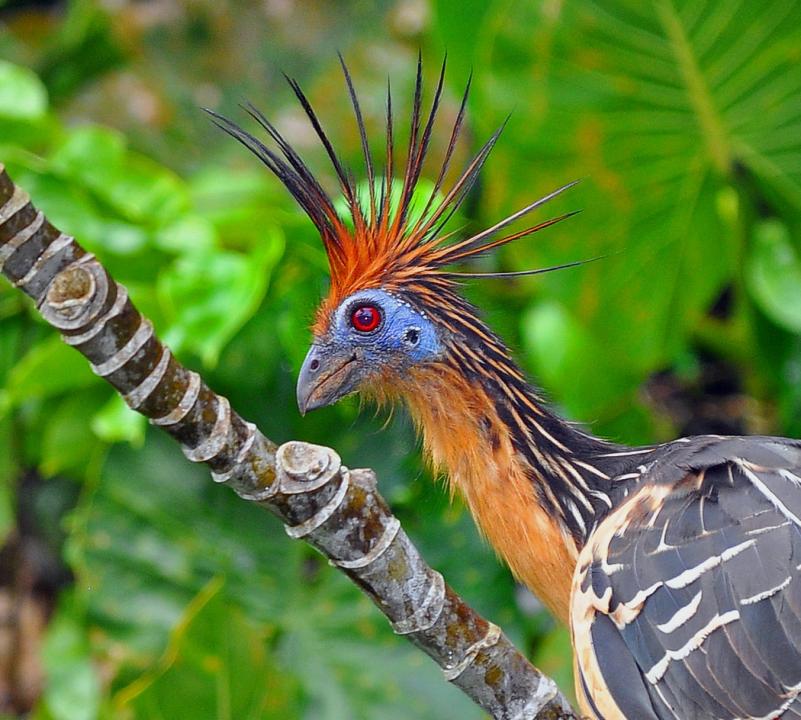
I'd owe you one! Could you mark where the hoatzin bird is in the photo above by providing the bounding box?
[210,59,801,719]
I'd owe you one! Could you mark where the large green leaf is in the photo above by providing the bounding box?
[50,126,189,225]
[4,336,98,408]
[746,219,801,333]
[437,0,801,388]
[40,391,107,477]
[91,394,147,447]
[41,599,102,720]
[158,234,284,366]
[522,300,636,419]
[0,60,48,120]
[117,578,302,720]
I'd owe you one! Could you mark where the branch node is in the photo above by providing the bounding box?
[332,516,401,569]
[90,318,154,378]
[18,232,78,302]
[41,256,110,330]
[151,371,201,426]
[45,259,95,307]
[62,281,127,345]
[276,441,341,493]
[392,570,445,635]
[443,621,502,681]
[284,467,350,538]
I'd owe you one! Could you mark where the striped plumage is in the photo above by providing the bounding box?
[213,58,801,719]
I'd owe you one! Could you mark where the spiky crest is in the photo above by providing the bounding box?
[206,55,580,332]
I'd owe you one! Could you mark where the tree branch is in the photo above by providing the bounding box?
[0,165,579,720]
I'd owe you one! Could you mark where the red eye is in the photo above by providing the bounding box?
[351,305,382,333]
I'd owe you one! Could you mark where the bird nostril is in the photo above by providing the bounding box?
[310,358,320,371]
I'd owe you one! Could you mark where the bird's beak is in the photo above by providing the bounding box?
[296,344,361,415]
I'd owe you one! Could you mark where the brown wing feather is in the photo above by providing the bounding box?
[572,436,801,720]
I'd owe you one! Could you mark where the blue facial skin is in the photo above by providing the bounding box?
[327,288,443,369]
[296,287,445,412]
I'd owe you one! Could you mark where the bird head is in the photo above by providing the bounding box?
[296,287,443,413]
[208,56,581,417]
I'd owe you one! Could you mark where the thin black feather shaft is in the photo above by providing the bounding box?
[412,121,506,244]
[443,211,580,266]
[380,78,395,232]
[204,108,341,245]
[408,57,447,196]
[242,103,336,216]
[446,252,605,279]
[411,71,472,233]
[283,74,357,208]
[392,53,426,235]
[442,180,581,260]
[339,54,376,224]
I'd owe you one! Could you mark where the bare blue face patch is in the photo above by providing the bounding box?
[329,288,443,367]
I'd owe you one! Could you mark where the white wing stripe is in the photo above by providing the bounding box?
[746,520,791,537]
[656,591,703,634]
[740,462,801,529]
[645,611,740,684]
[740,576,792,606]
[665,539,755,590]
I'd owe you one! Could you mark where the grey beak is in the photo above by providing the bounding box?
[297,345,324,416]
[296,344,360,415]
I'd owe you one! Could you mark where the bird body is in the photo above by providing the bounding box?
[212,59,801,719]
[572,435,801,719]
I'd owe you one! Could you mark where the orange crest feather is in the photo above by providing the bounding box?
[207,55,580,334]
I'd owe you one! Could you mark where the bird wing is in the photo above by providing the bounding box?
[571,436,801,720]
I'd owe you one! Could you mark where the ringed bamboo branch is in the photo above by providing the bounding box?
[0,165,579,720]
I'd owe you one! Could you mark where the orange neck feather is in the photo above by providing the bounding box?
[380,363,580,623]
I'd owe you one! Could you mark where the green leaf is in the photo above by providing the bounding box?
[154,215,218,254]
[49,126,126,184]
[746,220,801,332]
[41,599,102,720]
[3,169,147,260]
[522,301,637,420]
[189,166,291,236]
[450,0,800,381]
[118,578,302,720]
[50,126,189,225]
[91,395,146,447]
[0,418,15,545]
[41,392,106,477]
[158,233,284,366]
[0,60,48,120]
[0,319,23,384]
[5,337,97,408]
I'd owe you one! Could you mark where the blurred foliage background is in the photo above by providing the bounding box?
[0,0,800,718]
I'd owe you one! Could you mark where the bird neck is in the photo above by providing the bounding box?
[387,310,633,622]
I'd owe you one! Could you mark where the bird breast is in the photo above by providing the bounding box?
[398,364,579,623]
